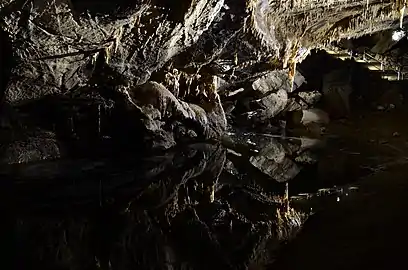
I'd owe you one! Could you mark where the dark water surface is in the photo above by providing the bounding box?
[10,106,406,270]
[271,107,408,270]
[4,133,332,270]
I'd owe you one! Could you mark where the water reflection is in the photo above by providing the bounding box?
[8,142,306,270]
[290,185,360,214]
[6,126,366,269]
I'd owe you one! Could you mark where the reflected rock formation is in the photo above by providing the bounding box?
[9,143,305,270]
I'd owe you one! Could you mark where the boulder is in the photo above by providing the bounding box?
[123,81,227,149]
[301,108,330,125]
[249,89,288,121]
[252,70,305,94]
[322,68,353,119]
[0,131,60,164]
[285,90,322,111]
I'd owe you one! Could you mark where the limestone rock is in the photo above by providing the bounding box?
[371,30,399,54]
[245,89,288,124]
[124,81,226,149]
[252,70,305,94]
[2,0,224,103]
[249,137,300,182]
[258,89,288,119]
[286,90,322,111]
[0,132,60,164]
[301,108,330,125]
[322,68,353,119]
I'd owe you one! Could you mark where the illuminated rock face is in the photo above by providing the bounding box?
[0,0,406,155]
[0,0,403,101]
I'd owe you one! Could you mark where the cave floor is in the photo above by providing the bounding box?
[271,106,408,269]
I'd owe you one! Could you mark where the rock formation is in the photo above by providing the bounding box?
[0,1,406,151]
[2,0,408,269]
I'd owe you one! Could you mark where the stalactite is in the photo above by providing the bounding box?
[400,2,406,28]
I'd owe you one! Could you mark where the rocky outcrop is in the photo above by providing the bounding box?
[121,81,227,149]
[1,0,225,103]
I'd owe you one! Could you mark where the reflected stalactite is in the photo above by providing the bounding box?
[7,142,307,270]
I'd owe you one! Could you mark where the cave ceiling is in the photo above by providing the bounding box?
[0,0,407,104]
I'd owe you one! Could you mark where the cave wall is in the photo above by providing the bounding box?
[0,0,405,104]
[0,0,406,157]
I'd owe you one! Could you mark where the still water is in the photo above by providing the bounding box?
[7,130,366,270]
